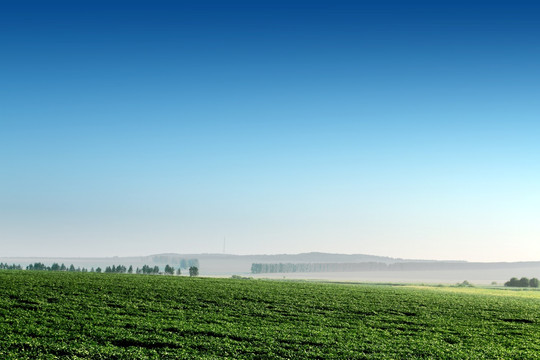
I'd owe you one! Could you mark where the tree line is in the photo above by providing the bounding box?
[251,262,384,274]
[0,263,23,270]
[505,277,539,288]
[251,261,540,274]
[251,262,415,273]
[0,262,199,276]
[26,263,89,272]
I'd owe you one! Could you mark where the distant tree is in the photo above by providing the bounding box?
[519,277,530,287]
[176,268,182,275]
[164,264,174,275]
[27,262,48,271]
[128,265,133,274]
[60,263,67,271]
[505,277,520,287]
[251,263,261,274]
[136,264,162,275]
[90,267,95,272]
[530,278,540,288]
[96,267,102,273]
[26,263,41,270]
[189,266,199,277]
[69,264,76,272]
[51,263,60,271]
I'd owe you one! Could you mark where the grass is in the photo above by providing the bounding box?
[1,270,540,359]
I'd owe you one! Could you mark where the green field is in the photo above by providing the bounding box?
[2,271,540,359]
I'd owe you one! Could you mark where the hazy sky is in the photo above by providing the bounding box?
[2,1,539,261]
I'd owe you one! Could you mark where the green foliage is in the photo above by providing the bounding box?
[1,271,540,358]
[25,263,87,272]
[105,265,128,273]
[0,263,22,270]
[136,265,160,275]
[164,265,175,275]
[8,262,176,275]
[189,266,199,277]
[505,277,540,288]
[506,277,520,287]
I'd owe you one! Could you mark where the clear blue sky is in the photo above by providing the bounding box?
[1,1,539,261]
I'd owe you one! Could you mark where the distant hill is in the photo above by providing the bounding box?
[147,252,403,264]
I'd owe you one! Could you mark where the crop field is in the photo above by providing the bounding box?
[1,271,540,359]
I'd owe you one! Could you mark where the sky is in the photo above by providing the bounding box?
[1,1,539,261]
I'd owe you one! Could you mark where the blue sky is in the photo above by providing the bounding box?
[1,1,539,260]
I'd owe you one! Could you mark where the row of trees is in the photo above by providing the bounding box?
[251,262,503,274]
[26,263,89,272]
[0,263,23,270]
[252,262,540,274]
[103,264,199,276]
[505,277,539,288]
[5,262,199,276]
[104,265,130,273]
[251,262,396,274]
[102,264,177,274]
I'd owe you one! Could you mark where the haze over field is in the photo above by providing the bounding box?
[2,1,539,262]
[4,252,540,285]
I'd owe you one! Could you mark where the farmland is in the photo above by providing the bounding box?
[1,271,540,359]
